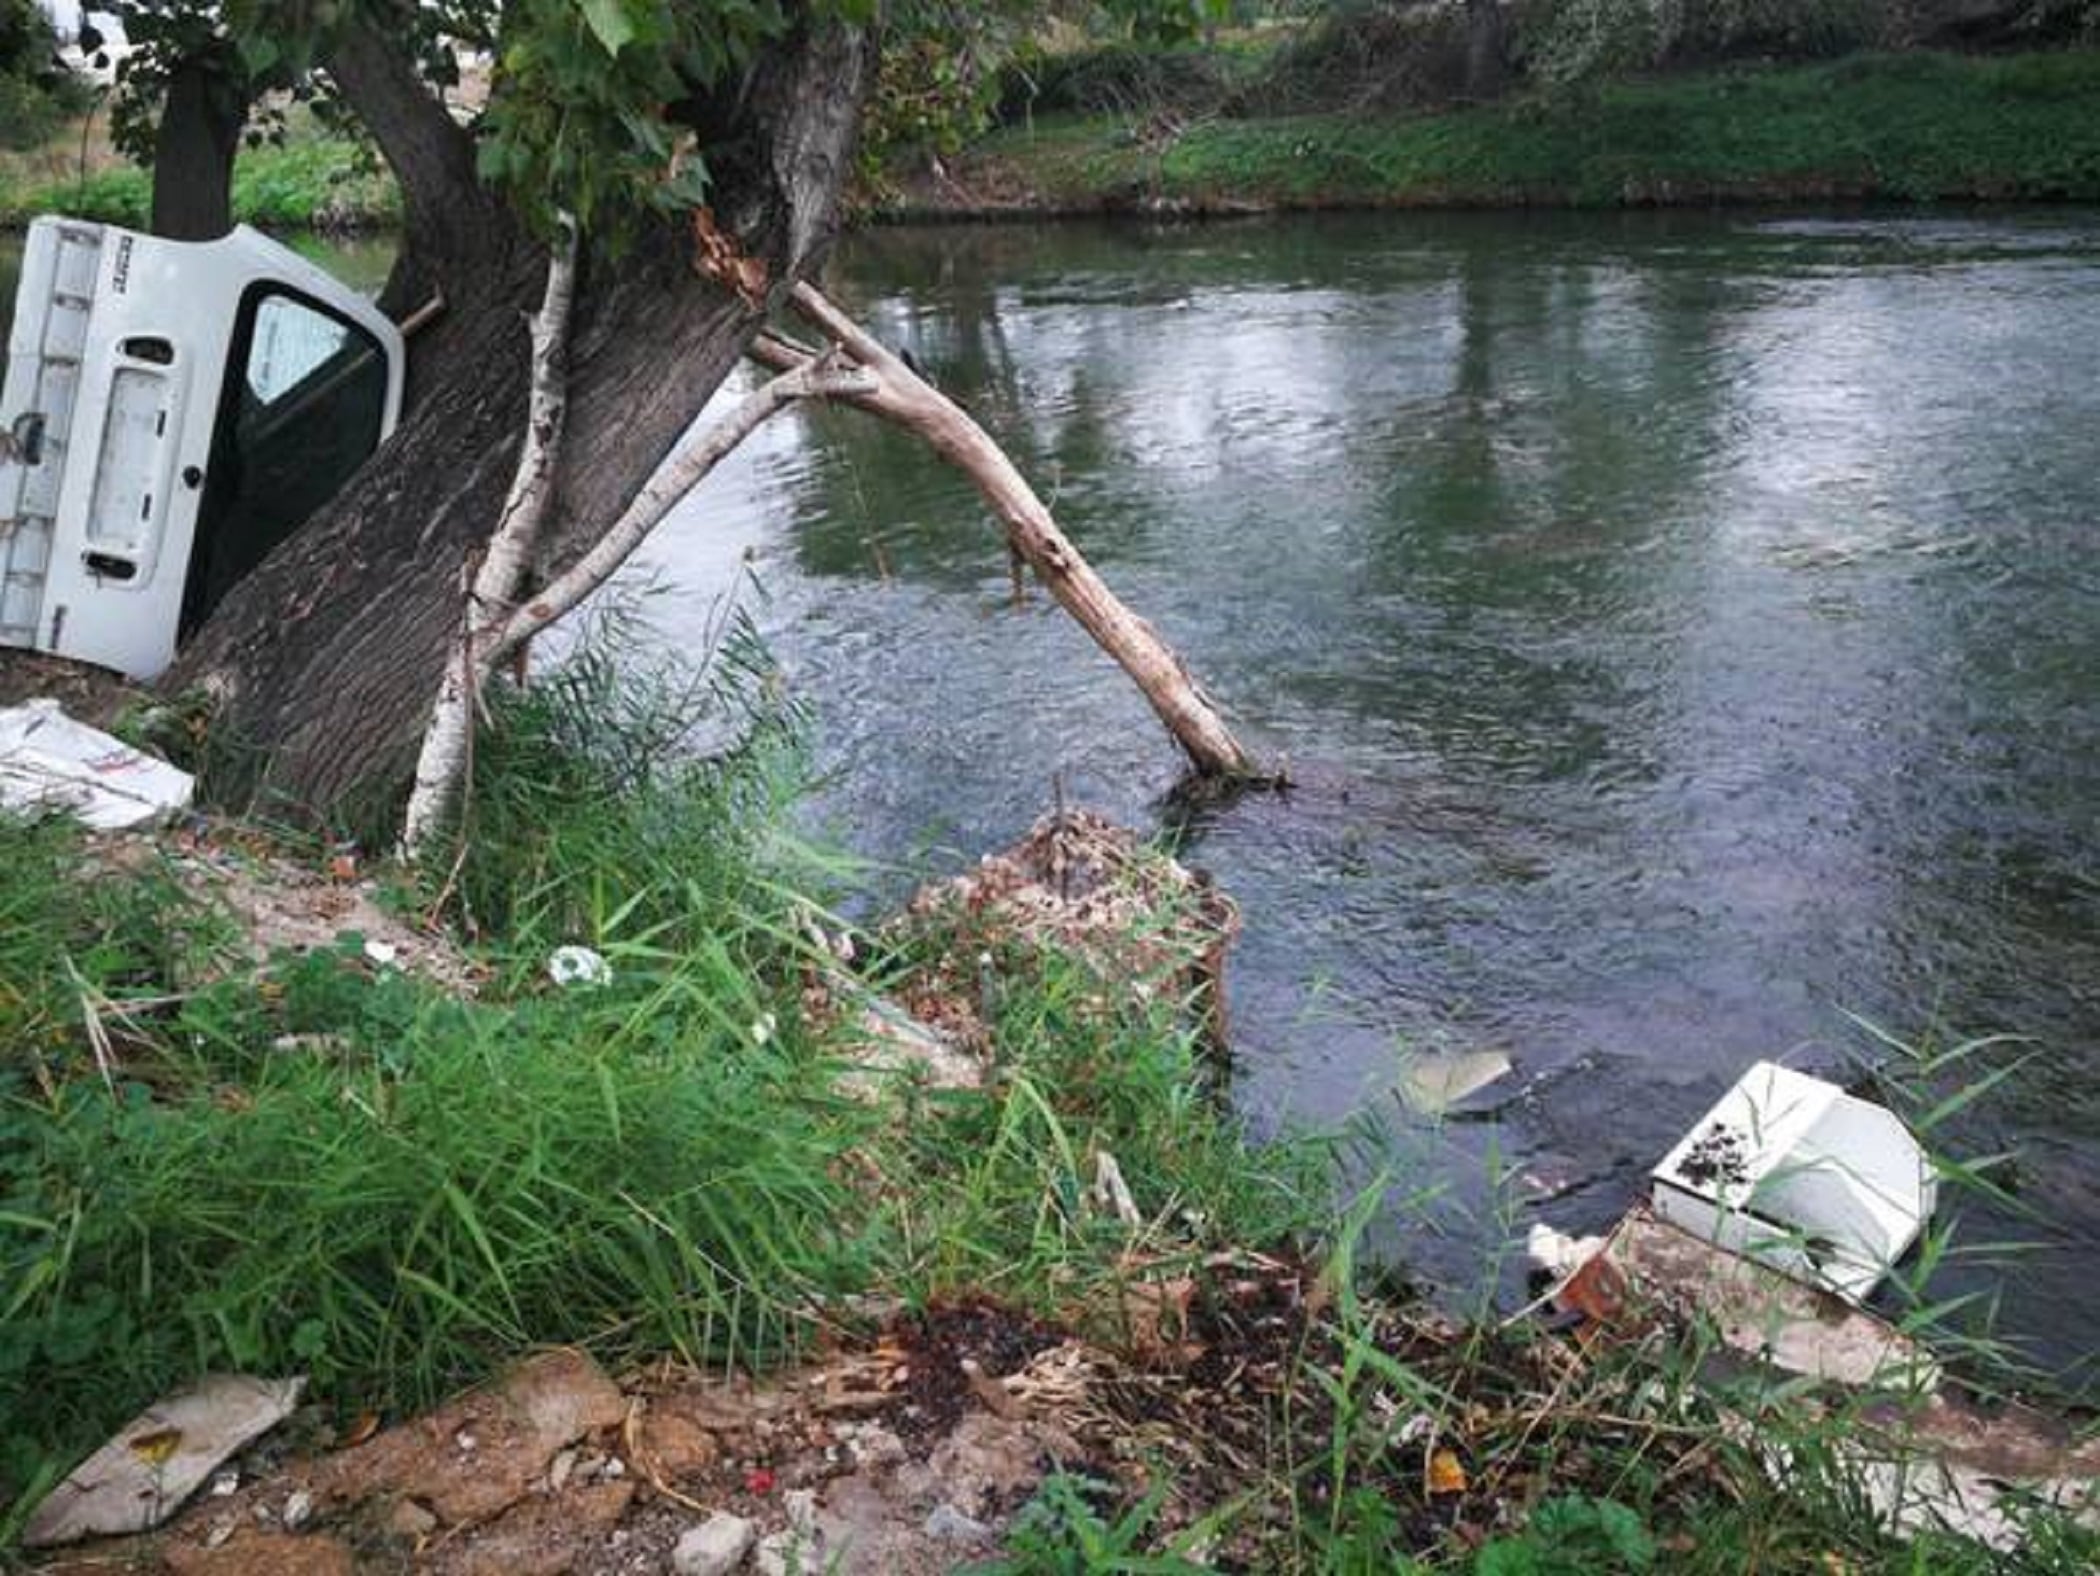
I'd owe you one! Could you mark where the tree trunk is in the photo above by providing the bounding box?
[150,55,244,241]
[166,16,874,821]
[1463,0,1509,103]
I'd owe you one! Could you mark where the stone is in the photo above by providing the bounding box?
[643,1410,721,1478]
[309,1349,627,1527]
[441,1481,634,1576]
[670,1512,758,1576]
[386,1497,439,1539]
[755,1491,824,1576]
[923,1502,992,1544]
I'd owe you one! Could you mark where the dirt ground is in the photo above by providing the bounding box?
[27,1264,1334,1576]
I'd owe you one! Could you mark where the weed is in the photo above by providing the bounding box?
[969,1472,1213,1575]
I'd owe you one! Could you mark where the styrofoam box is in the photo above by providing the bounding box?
[1651,1061,1937,1303]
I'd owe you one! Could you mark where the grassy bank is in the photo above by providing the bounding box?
[3,629,2094,1570]
[890,49,2100,217]
[0,120,398,231]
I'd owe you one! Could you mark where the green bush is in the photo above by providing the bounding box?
[0,0,83,152]
[998,40,1245,121]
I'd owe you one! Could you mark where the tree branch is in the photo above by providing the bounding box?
[752,288,1259,780]
[485,356,874,668]
[325,17,506,289]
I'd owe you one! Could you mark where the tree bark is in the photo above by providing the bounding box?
[400,224,579,856]
[166,15,875,820]
[150,55,244,241]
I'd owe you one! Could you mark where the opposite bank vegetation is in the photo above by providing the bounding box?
[2,627,2095,1572]
[5,48,2100,233]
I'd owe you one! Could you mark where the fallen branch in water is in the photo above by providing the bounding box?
[753,282,1260,781]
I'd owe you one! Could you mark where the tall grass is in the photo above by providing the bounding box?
[0,623,858,1521]
[1,615,1319,1543]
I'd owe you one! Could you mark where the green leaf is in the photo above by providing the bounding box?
[580,0,637,57]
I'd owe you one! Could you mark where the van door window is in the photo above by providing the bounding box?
[181,288,390,636]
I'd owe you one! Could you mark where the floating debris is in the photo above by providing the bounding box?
[1394,1046,1512,1117]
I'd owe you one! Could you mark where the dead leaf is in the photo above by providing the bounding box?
[127,1428,184,1466]
[1427,1446,1468,1496]
[1555,1252,1629,1327]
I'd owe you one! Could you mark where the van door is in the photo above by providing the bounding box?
[181,285,394,637]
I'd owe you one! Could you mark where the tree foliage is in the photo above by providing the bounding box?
[1,0,83,149]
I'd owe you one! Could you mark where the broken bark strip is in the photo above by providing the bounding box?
[753,284,1259,781]
[402,224,578,855]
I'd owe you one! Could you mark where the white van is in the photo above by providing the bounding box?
[0,218,405,680]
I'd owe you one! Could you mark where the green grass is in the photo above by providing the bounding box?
[919,49,2100,214]
[0,129,399,230]
[0,614,1310,1541]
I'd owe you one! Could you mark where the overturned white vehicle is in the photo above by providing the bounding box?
[1,218,404,680]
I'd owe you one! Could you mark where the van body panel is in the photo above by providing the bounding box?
[0,220,403,679]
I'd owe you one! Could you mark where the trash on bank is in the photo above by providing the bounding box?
[0,697,192,829]
[1524,1065,2100,1553]
[1649,1060,1936,1302]
[24,1373,305,1546]
[546,944,612,988]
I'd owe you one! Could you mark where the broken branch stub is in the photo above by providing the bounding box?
[754,286,1259,781]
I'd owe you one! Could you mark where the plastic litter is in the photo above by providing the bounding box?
[1650,1060,1936,1302]
[546,944,612,988]
[0,698,193,830]
[1395,1047,1511,1117]
[23,1373,305,1546]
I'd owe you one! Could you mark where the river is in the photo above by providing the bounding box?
[6,209,2098,1387]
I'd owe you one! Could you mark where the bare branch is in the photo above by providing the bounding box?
[755,287,1259,779]
[402,221,580,856]
[482,357,874,668]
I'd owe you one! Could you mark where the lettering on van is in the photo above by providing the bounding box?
[111,235,133,295]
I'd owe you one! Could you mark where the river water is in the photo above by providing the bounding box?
[6,209,2097,1385]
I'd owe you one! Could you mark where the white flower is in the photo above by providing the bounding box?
[751,1011,777,1046]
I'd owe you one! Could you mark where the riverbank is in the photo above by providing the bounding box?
[4,641,2096,1570]
[7,50,2098,238]
[880,50,2100,219]
[0,124,397,232]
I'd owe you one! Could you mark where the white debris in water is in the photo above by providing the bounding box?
[1394,1047,1513,1116]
